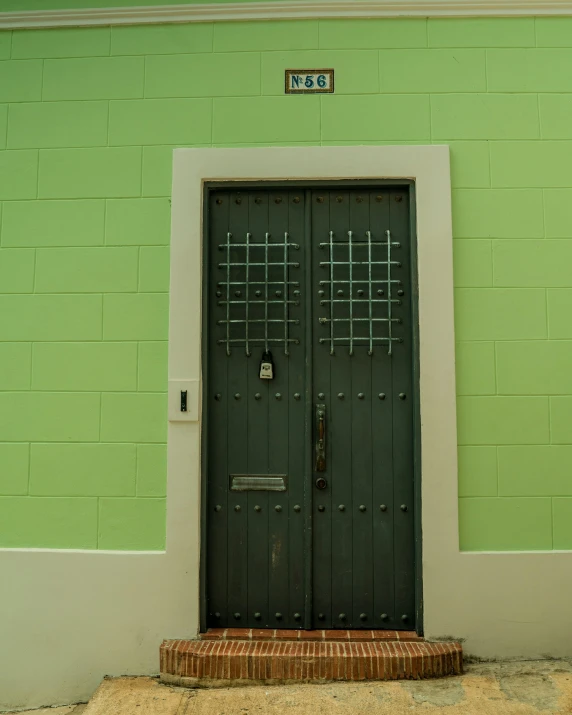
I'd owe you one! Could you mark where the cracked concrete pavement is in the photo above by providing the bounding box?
[11,660,572,714]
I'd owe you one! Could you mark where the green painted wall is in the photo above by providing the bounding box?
[13,0,299,11]
[1,0,274,10]
[1,17,572,551]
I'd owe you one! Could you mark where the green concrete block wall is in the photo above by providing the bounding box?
[1,17,572,551]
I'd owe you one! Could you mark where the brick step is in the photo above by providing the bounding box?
[201,628,424,642]
[160,638,463,684]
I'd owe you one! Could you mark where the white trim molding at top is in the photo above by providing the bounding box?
[4,0,572,30]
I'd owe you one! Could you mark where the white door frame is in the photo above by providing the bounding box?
[167,145,458,637]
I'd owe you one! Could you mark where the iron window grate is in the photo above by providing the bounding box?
[216,232,300,356]
[318,230,402,356]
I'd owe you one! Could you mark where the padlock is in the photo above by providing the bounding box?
[259,350,274,380]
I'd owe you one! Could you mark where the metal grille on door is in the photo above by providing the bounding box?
[217,231,301,356]
[318,229,402,355]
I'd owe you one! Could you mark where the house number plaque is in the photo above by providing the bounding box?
[285,69,334,94]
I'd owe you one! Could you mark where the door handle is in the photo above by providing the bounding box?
[315,404,326,473]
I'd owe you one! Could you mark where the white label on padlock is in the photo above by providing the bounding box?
[259,362,273,380]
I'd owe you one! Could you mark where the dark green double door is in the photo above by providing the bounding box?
[205,185,416,631]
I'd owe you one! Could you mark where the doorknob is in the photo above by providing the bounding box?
[316,404,326,472]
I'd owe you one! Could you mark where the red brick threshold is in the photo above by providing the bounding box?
[201,628,423,642]
[160,639,463,685]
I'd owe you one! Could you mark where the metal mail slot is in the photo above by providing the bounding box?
[230,474,287,492]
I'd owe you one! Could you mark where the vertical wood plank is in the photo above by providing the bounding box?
[369,189,395,630]
[225,190,250,626]
[311,189,333,627]
[246,191,270,627]
[390,189,416,628]
[207,190,230,627]
[287,189,307,628]
[267,189,292,628]
[349,191,374,628]
[325,190,355,628]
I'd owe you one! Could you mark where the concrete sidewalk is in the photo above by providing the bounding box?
[17,708,86,715]
[15,660,572,715]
